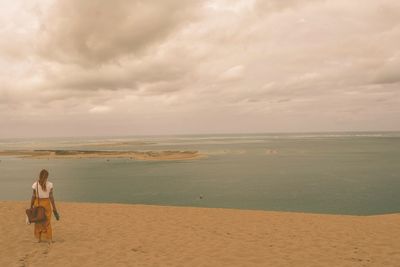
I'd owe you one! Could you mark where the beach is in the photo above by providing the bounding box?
[1,201,399,267]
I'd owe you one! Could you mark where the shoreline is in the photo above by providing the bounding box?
[3,199,399,217]
[1,201,399,266]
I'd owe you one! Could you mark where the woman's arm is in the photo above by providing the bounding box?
[49,188,60,220]
[49,188,57,212]
[30,189,36,208]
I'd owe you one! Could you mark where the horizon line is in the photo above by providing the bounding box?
[1,130,400,140]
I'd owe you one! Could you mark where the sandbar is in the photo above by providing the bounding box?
[0,149,203,161]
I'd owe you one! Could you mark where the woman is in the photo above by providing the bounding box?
[30,169,60,243]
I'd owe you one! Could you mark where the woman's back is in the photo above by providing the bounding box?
[32,181,53,198]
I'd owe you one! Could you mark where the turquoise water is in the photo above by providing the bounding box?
[1,132,400,215]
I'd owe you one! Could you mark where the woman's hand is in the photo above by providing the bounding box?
[53,210,60,220]
[30,189,36,209]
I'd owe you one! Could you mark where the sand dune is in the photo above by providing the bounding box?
[0,149,203,161]
[1,201,399,266]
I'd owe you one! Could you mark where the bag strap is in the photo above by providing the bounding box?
[36,181,40,206]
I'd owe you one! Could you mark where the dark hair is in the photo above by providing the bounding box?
[38,169,49,191]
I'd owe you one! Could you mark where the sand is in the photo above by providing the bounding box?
[78,141,156,147]
[0,150,203,161]
[1,201,399,267]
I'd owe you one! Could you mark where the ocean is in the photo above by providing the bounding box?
[1,132,399,215]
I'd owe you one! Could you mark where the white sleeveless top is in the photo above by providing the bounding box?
[32,181,53,198]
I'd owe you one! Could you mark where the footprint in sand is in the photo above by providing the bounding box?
[131,246,146,253]
[18,252,34,267]
[19,242,52,266]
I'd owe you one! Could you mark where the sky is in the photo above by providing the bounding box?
[0,0,399,138]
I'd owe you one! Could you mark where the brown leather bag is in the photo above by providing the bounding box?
[26,182,47,223]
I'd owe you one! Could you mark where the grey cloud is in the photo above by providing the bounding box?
[37,0,201,65]
[138,81,185,95]
[254,0,322,14]
[31,0,201,94]
[40,54,191,95]
[372,56,400,85]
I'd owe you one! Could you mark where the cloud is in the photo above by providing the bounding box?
[40,52,191,93]
[219,65,245,82]
[1,0,202,99]
[254,0,321,14]
[0,0,400,137]
[89,105,111,114]
[372,55,400,85]
[37,0,201,65]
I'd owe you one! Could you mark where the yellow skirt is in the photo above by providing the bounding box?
[33,198,52,241]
